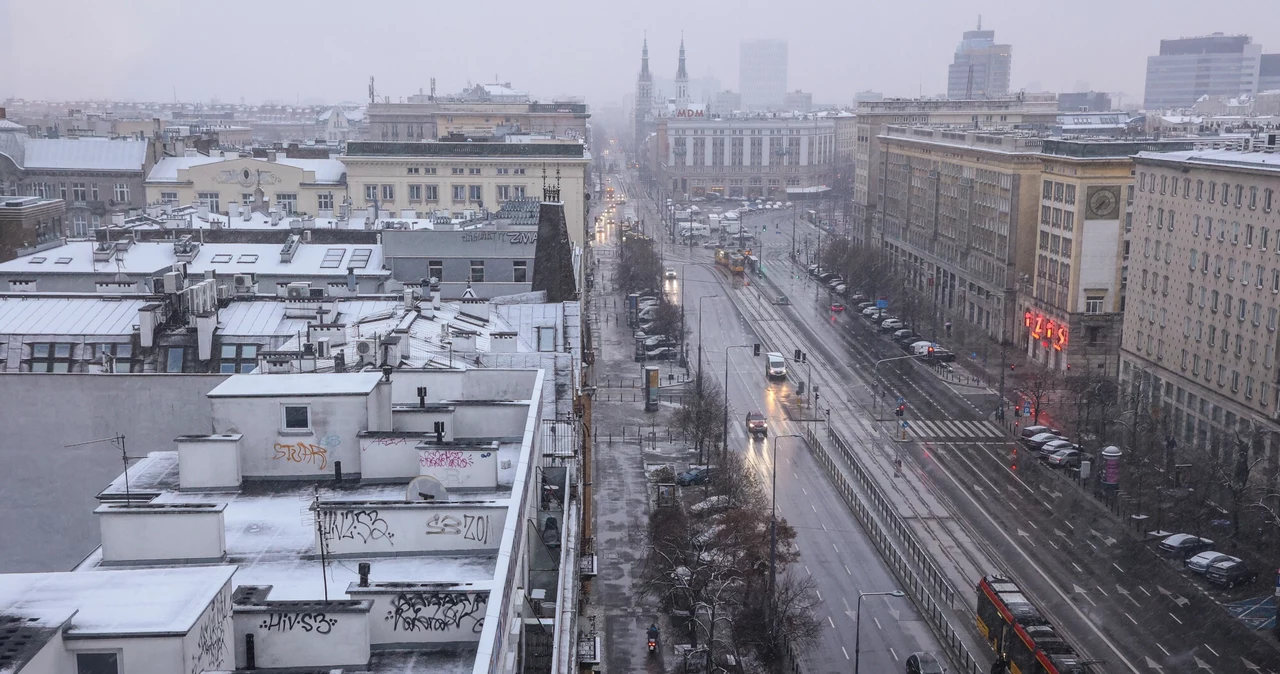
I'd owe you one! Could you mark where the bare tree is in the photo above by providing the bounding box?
[1015,366,1060,425]
[617,234,662,293]
[647,299,685,343]
[671,372,727,462]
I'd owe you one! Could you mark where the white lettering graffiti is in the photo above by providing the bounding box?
[385,592,487,633]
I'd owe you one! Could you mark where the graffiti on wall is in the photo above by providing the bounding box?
[423,513,492,545]
[319,509,395,545]
[419,450,474,469]
[189,589,230,674]
[364,437,410,451]
[385,592,488,633]
[273,442,328,470]
[258,612,338,635]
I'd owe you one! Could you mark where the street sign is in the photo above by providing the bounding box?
[903,421,910,428]
[1022,401,1031,416]
[896,396,905,405]
[876,299,889,309]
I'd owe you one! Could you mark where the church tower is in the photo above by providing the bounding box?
[634,37,654,151]
[675,36,690,107]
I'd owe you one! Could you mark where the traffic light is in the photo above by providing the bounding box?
[753,343,761,356]
[927,346,935,357]
[895,405,905,418]
[794,349,802,361]
[802,352,808,363]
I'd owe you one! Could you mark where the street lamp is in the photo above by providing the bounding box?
[854,589,906,674]
[696,294,718,381]
[790,203,798,262]
[768,433,803,640]
[723,344,755,459]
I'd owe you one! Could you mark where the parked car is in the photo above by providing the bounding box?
[644,347,678,361]
[827,277,846,289]
[831,301,845,312]
[1023,432,1066,449]
[1038,439,1076,458]
[848,293,867,303]
[909,340,936,355]
[1019,425,1061,441]
[1187,551,1239,575]
[833,284,847,295]
[896,334,923,348]
[881,318,905,331]
[905,652,945,674]
[774,295,791,306]
[643,335,678,348]
[861,306,881,317]
[1159,533,1215,559]
[893,328,916,341]
[857,302,876,311]
[746,412,768,437]
[676,467,713,486]
[806,264,820,275]
[1205,558,1258,588]
[818,272,836,283]
[1045,448,1081,468]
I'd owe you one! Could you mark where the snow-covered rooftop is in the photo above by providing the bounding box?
[1136,148,1280,173]
[207,371,384,397]
[0,296,149,335]
[0,240,389,278]
[22,137,149,172]
[146,154,345,184]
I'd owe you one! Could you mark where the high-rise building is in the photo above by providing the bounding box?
[946,19,1012,99]
[1143,33,1263,110]
[1259,54,1280,93]
[739,39,788,111]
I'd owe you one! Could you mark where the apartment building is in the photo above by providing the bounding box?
[878,127,1044,342]
[1122,149,1280,466]
[853,97,1058,247]
[341,139,590,247]
[366,101,589,142]
[144,151,347,217]
[1144,33,1263,110]
[0,196,65,263]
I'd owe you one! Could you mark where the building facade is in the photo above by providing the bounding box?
[1144,34,1263,110]
[0,120,152,236]
[946,22,1012,100]
[1058,91,1113,112]
[739,39,788,111]
[655,114,836,201]
[145,152,347,217]
[0,196,65,263]
[1122,149,1280,477]
[634,39,656,151]
[878,127,1044,343]
[366,101,589,142]
[341,140,590,246]
[852,97,1059,247]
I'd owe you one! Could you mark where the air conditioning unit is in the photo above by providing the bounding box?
[163,271,183,294]
[286,281,311,298]
[233,274,254,288]
[315,338,331,359]
[353,338,378,365]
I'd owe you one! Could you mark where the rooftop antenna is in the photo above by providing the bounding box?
[368,76,376,105]
[978,14,982,30]
[306,488,331,601]
[65,434,134,503]
[430,77,436,101]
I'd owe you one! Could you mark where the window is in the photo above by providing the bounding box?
[317,193,334,210]
[1242,262,1252,285]
[1238,298,1248,321]
[113,182,129,202]
[452,167,465,175]
[1211,290,1219,312]
[1193,215,1201,235]
[468,168,481,176]
[1039,232,1049,251]
[219,344,258,373]
[452,185,466,202]
[1064,184,1075,204]
[407,167,420,175]
[282,404,311,432]
[409,184,422,201]
[165,347,185,373]
[76,652,120,674]
[1167,211,1174,232]
[197,191,220,213]
[1236,184,1244,208]
[1160,175,1167,194]
[1043,180,1053,199]
[496,185,511,201]
[365,184,377,201]
[513,260,528,283]
[29,342,74,372]
[1197,180,1204,200]
[72,214,87,237]
[1271,307,1279,331]
[1063,211,1074,231]
[470,260,485,283]
[469,185,482,201]
[537,326,556,352]
[276,193,297,215]
[1054,182,1064,201]
[428,260,443,282]
[1266,188,1274,213]
[1041,205,1051,225]
[382,184,395,201]
[513,185,526,199]
[71,182,86,202]
[1232,221,1240,245]
[1186,282,1195,304]
[1250,186,1259,210]
[1085,295,1104,314]
[424,184,439,201]
[496,167,509,175]
[1228,258,1236,280]
[1209,182,1217,203]
[1183,178,1190,197]
[91,184,99,201]
[1225,294,1234,317]
[1189,249,1198,270]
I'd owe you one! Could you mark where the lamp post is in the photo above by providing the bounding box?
[723,345,754,459]
[854,589,906,674]
[790,203,798,262]
[768,433,803,642]
[696,295,717,382]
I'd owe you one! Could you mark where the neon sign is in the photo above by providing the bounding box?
[1024,311,1068,352]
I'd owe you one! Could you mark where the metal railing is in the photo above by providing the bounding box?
[804,426,989,674]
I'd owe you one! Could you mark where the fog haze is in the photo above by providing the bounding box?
[4,0,1280,106]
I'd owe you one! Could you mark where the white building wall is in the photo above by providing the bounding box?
[1077,218,1120,309]
[316,503,508,556]
[63,635,184,674]
[211,393,373,478]
[180,583,234,674]
[13,631,71,674]
[232,606,371,669]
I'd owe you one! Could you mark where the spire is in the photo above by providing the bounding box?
[676,34,688,80]
[977,14,982,30]
[639,35,651,81]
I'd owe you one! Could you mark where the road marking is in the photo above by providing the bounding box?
[802,487,808,495]
[1114,563,1125,573]
[805,565,811,576]
[816,591,823,601]
[890,647,899,661]
[1064,520,1075,530]
[811,504,817,512]
[1096,585,1109,596]
[1157,643,1170,657]
[1028,520,1039,530]
[832,543,839,554]
[844,564,852,576]
[1125,612,1137,625]
[874,617,882,630]
[841,646,850,660]
[1170,613,1183,625]
[828,616,836,629]
[821,523,828,531]
[1140,586,1152,596]
[1205,644,1219,657]
[1072,563,1083,573]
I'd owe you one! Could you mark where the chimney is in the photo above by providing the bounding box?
[430,282,441,310]
[490,331,518,353]
[358,562,371,587]
[347,267,358,293]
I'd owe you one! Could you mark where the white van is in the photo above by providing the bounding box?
[765,352,788,379]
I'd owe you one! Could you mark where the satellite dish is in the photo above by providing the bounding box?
[406,475,449,502]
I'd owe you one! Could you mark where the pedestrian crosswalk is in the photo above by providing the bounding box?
[902,419,1005,441]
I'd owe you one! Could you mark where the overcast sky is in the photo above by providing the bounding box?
[4,0,1280,108]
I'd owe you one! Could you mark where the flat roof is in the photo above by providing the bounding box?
[0,241,388,278]
[0,565,234,637]
[1136,148,1280,174]
[346,141,585,159]
[206,371,384,397]
[0,296,147,335]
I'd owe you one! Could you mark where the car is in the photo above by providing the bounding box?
[1023,432,1066,449]
[857,302,876,311]
[833,284,847,295]
[924,348,956,363]
[1187,551,1239,575]
[881,318,904,331]
[848,293,867,303]
[826,277,846,289]
[636,347,678,361]
[861,306,881,317]
[774,295,791,306]
[1019,425,1061,441]
[1045,448,1082,468]
[1159,533,1215,559]
[664,268,677,279]
[643,335,678,348]
[676,467,713,486]
[806,264,820,275]
[1206,558,1258,588]
[702,242,719,249]
[896,334,923,348]
[905,652,945,674]
[1038,439,1076,458]
[818,272,836,283]
[893,328,915,341]
[831,301,845,312]
[746,412,768,436]
[765,352,788,379]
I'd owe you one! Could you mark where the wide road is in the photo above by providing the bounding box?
[621,180,951,671]
[733,205,1280,672]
